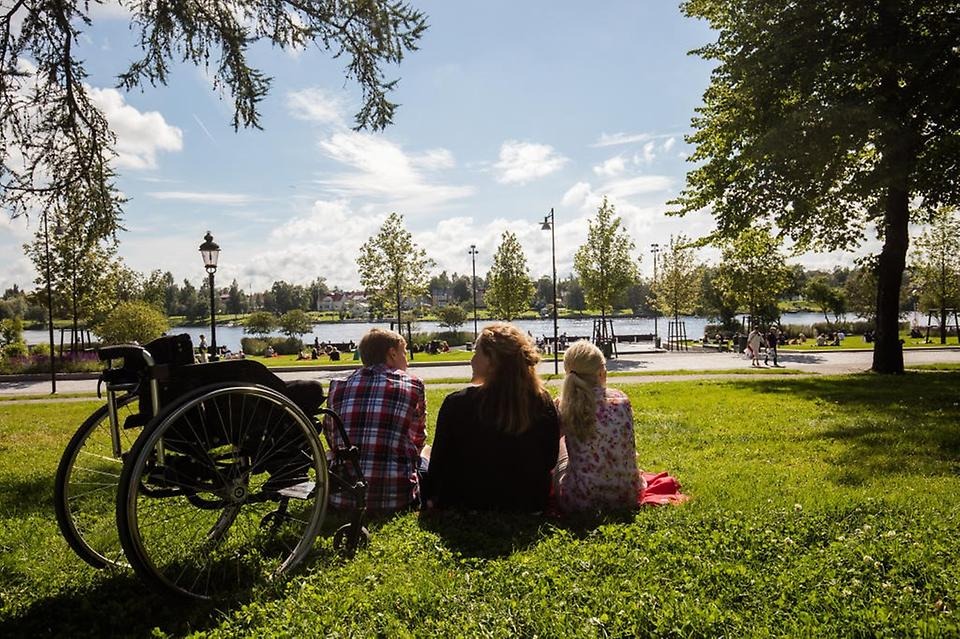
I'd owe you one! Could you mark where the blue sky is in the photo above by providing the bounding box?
[1,1,859,294]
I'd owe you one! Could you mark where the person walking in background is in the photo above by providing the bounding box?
[747,327,764,367]
[553,340,642,515]
[424,323,559,512]
[764,327,780,367]
[197,334,208,363]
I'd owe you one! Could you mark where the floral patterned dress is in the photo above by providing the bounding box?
[555,386,642,513]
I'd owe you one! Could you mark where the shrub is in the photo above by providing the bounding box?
[244,311,278,337]
[95,301,169,345]
[240,336,302,356]
[279,309,312,338]
[2,340,28,359]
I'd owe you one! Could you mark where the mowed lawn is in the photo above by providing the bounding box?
[1,373,959,637]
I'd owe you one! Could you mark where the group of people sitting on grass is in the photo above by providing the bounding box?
[323,324,684,518]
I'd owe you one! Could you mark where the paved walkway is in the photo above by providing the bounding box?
[3,347,959,397]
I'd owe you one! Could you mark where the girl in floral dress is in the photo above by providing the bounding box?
[553,340,643,514]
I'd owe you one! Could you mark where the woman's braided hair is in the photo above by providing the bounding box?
[558,340,605,440]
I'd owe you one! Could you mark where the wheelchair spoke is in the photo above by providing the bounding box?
[119,385,329,600]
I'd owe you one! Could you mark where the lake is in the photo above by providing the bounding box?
[23,312,832,349]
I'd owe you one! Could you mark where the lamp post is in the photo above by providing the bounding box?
[199,231,221,361]
[541,208,559,374]
[651,243,660,349]
[42,209,56,393]
[468,245,479,341]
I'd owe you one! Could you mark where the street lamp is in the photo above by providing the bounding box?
[651,243,660,349]
[468,245,479,342]
[541,208,559,374]
[199,231,221,361]
[42,209,56,393]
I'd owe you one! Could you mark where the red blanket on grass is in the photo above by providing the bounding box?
[639,471,689,506]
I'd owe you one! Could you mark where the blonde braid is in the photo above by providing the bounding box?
[558,340,605,440]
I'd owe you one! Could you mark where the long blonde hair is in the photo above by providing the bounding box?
[559,340,605,440]
[476,323,547,434]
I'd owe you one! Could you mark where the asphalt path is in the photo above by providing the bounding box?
[3,347,959,397]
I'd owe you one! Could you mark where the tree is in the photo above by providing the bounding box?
[95,301,168,345]
[357,212,433,330]
[573,197,638,323]
[307,278,329,312]
[805,277,847,328]
[563,277,586,314]
[910,207,960,343]
[674,0,960,373]
[715,228,791,327]
[245,311,278,338]
[484,231,534,321]
[226,280,247,315]
[844,258,881,322]
[1,1,427,234]
[650,236,703,323]
[698,266,739,328]
[437,305,468,332]
[279,309,312,342]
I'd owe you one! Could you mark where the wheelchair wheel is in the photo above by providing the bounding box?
[54,393,141,569]
[116,384,328,600]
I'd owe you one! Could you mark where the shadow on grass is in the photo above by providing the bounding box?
[0,474,53,517]
[723,372,960,485]
[0,570,227,638]
[417,508,639,559]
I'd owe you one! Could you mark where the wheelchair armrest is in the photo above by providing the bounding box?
[98,344,154,366]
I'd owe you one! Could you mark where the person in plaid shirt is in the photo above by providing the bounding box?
[325,328,427,514]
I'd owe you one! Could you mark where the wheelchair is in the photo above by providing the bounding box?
[54,334,368,599]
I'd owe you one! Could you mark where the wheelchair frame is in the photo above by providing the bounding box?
[54,335,368,599]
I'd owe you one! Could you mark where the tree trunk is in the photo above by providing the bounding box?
[872,185,909,374]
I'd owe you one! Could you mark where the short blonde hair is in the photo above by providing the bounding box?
[558,340,605,440]
[358,328,405,366]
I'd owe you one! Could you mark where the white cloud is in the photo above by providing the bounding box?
[90,87,182,170]
[286,87,346,125]
[592,130,686,148]
[316,131,471,212]
[147,191,257,205]
[561,182,593,209]
[593,156,626,177]
[412,148,456,171]
[663,137,676,153]
[493,140,568,185]
[593,132,654,148]
[635,141,656,165]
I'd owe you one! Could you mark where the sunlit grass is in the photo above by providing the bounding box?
[3,373,959,636]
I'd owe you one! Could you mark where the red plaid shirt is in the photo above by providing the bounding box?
[325,364,427,514]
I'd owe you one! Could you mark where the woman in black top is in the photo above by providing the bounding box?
[424,323,559,512]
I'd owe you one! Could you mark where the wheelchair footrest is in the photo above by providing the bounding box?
[277,480,315,500]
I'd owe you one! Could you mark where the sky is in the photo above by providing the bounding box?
[0,0,865,295]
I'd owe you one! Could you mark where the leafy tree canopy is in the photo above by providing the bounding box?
[485,231,534,321]
[95,300,168,345]
[573,196,638,319]
[715,227,791,326]
[674,0,960,372]
[357,212,433,328]
[279,309,312,338]
[1,0,427,233]
[244,310,278,337]
[651,235,703,320]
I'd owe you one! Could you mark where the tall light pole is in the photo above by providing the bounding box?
[42,209,56,393]
[541,208,559,374]
[651,243,660,349]
[199,232,221,361]
[468,245,479,342]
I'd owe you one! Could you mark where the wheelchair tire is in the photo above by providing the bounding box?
[332,523,371,557]
[54,393,141,569]
[116,383,329,600]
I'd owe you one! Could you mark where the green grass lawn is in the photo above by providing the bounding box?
[779,332,960,351]
[2,373,959,636]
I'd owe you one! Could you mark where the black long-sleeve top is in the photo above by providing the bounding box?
[424,385,560,512]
